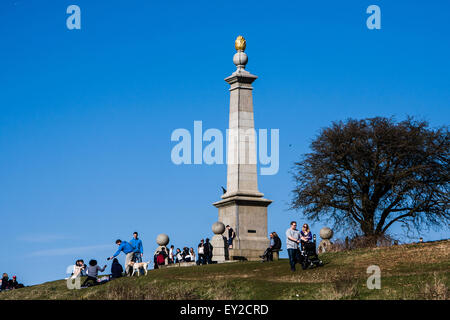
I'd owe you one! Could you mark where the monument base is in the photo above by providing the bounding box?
[213,195,271,260]
[211,234,228,262]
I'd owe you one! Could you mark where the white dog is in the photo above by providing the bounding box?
[129,261,150,276]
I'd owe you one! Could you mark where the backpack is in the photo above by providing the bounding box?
[156,253,165,265]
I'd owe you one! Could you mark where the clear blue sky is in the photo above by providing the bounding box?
[0,0,449,286]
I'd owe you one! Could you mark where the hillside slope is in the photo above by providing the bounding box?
[1,240,449,300]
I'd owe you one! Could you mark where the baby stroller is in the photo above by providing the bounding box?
[299,236,323,270]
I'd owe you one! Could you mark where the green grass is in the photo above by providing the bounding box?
[1,240,449,300]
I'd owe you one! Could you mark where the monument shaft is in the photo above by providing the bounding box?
[225,74,261,197]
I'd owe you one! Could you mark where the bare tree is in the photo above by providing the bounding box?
[290,117,449,238]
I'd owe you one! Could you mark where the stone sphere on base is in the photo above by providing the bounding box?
[319,227,333,240]
[156,233,169,246]
[212,221,226,235]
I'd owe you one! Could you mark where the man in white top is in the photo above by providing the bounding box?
[169,245,174,264]
[286,221,301,271]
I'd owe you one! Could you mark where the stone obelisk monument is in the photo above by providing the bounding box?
[213,36,272,261]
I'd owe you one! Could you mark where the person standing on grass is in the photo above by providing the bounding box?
[175,248,183,263]
[189,247,196,262]
[286,221,301,272]
[130,231,144,263]
[197,239,205,265]
[130,231,144,274]
[169,245,175,264]
[205,238,213,264]
[82,259,107,287]
[108,239,137,276]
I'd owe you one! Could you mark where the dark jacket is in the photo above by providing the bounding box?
[300,231,312,242]
[272,236,281,250]
[111,259,123,278]
[1,276,9,290]
[204,240,213,256]
[181,247,189,258]
[10,280,19,289]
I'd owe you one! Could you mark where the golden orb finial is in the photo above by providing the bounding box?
[235,35,246,51]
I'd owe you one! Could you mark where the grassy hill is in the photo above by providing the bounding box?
[1,240,449,300]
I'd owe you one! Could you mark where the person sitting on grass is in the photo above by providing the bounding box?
[111,258,123,279]
[81,259,107,287]
[78,259,87,276]
[71,260,86,279]
[10,276,24,289]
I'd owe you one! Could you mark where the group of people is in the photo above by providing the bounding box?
[67,222,312,287]
[196,238,213,264]
[153,237,214,268]
[286,221,313,271]
[70,257,125,287]
[0,273,24,291]
[172,246,197,264]
[108,231,144,276]
[164,246,196,265]
[0,224,316,292]
[68,231,145,287]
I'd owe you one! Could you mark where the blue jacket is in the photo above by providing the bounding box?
[130,238,143,254]
[113,241,136,257]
